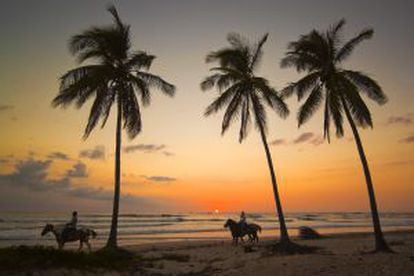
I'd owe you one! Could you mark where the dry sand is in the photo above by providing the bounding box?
[7,230,414,275]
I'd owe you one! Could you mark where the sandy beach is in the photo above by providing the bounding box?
[4,230,414,275]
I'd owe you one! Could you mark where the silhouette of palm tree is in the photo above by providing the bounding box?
[52,5,175,249]
[281,19,390,252]
[201,33,294,245]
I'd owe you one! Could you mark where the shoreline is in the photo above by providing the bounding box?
[2,229,413,275]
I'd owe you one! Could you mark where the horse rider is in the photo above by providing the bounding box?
[239,211,248,234]
[63,211,78,238]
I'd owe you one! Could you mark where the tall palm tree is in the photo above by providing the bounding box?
[280,19,390,252]
[52,5,175,249]
[201,33,293,245]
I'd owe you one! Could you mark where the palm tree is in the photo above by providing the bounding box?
[280,19,390,252]
[201,33,294,246]
[52,6,175,249]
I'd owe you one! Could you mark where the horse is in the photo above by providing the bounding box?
[224,218,262,245]
[41,223,97,251]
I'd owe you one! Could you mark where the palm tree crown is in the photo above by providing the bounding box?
[52,5,175,138]
[281,19,387,141]
[201,33,289,141]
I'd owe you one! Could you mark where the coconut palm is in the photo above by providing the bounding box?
[201,33,294,246]
[281,19,390,252]
[52,6,175,248]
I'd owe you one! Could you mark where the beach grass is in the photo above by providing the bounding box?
[0,245,138,271]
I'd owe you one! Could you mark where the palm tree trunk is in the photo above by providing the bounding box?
[106,97,122,248]
[257,124,290,243]
[341,97,390,252]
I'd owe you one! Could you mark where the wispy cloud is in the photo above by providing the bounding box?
[142,175,177,182]
[271,132,324,147]
[79,145,105,160]
[124,144,165,154]
[47,151,70,160]
[400,134,414,143]
[269,139,285,146]
[0,104,14,112]
[387,113,413,126]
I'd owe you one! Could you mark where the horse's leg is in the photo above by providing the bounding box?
[78,240,83,251]
[86,240,91,252]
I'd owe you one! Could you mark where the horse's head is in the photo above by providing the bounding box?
[224,218,234,228]
[41,223,53,236]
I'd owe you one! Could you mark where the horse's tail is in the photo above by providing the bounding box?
[256,224,262,233]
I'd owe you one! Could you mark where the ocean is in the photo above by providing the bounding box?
[1,212,413,248]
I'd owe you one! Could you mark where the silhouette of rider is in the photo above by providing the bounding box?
[63,211,78,239]
[239,211,248,235]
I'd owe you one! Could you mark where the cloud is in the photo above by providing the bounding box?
[143,175,177,182]
[65,162,88,178]
[293,132,314,144]
[79,145,105,160]
[47,151,70,160]
[124,144,165,154]
[387,114,413,126]
[270,139,285,146]
[400,135,414,143]
[0,105,14,112]
[162,151,175,157]
[0,158,111,201]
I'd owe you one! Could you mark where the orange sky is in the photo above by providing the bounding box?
[0,0,413,213]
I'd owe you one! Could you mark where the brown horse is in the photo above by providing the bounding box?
[41,223,97,251]
[224,218,261,245]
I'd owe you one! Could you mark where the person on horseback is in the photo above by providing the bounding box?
[62,211,78,239]
[66,211,78,228]
[239,211,248,235]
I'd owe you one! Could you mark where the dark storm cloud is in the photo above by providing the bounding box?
[79,145,105,160]
[123,144,166,154]
[47,151,70,160]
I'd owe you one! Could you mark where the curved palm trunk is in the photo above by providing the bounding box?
[258,124,290,243]
[341,97,390,252]
[106,98,122,248]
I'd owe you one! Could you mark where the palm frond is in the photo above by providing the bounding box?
[342,70,387,104]
[127,51,155,70]
[336,28,373,62]
[281,71,321,100]
[339,77,373,127]
[204,83,240,116]
[83,86,113,139]
[250,33,269,70]
[129,74,151,106]
[137,72,176,97]
[239,95,251,142]
[122,85,142,138]
[254,77,289,118]
[298,85,323,126]
[250,92,267,133]
[52,65,111,108]
[221,92,243,135]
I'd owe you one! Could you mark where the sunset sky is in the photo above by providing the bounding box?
[0,0,413,213]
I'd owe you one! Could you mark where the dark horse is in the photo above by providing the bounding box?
[224,218,262,245]
[41,223,97,251]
